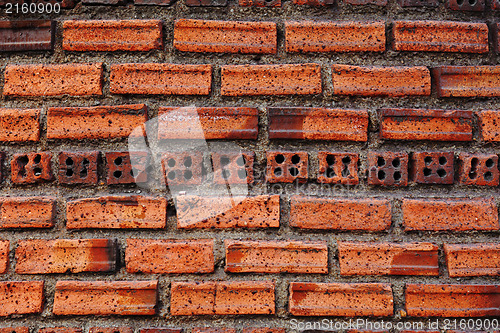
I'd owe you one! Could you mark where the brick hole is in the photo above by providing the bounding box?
[235,156,245,167]
[221,156,231,166]
[275,154,285,164]
[274,167,283,176]
[326,167,335,178]
[424,156,432,165]
[17,155,29,177]
[437,169,447,178]
[113,170,122,178]
[290,167,299,176]
[457,0,463,3]
[423,168,432,176]
[486,158,494,168]
[485,171,493,181]
[167,171,176,180]
[392,158,400,168]
[377,157,385,167]
[237,169,247,179]
[222,169,231,179]
[341,156,351,177]
[33,167,42,176]
[114,157,123,166]
[184,156,192,167]
[468,0,476,4]
[326,154,335,166]
[378,170,386,180]
[469,158,479,179]
[439,156,447,165]
[184,170,193,180]
[394,171,402,180]
[33,154,41,164]
[66,157,74,166]
[167,158,176,167]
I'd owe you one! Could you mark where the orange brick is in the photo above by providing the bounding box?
[0,328,29,333]
[221,64,321,96]
[402,198,499,231]
[290,196,391,231]
[285,21,385,52]
[0,109,40,142]
[63,20,163,51]
[225,240,328,273]
[38,328,82,333]
[392,21,488,53]
[433,66,500,97]
[171,281,275,315]
[193,329,235,333]
[110,63,212,95]
[89,328,133,333]
[176,195,280,229]
[15,239,116,274]
[47,104,147,140]
[405,284,500,317]
[4,63,103,97]
[66,196,167,229]
[338,242,439,276]
[332,65,431,96]
[478,110,500,142]
[0,281,44,316]
[53,280,157,315]
[126,239,214,274]
[174,19,277,54]
[0,197,55,228]
[444,243,500,277]
[0,240,9,274]
[289,282,393,316]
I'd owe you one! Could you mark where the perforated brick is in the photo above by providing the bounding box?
[211,152,254,184]
[162,152,203,186]
[317,152,359,185]
[58,151,99,185]
[266,151,308,183]
[410,152,454,184]
[11,152,54,184]
[457,153,499,186]
[105,152,149,185]
[446,0,485,11]
[367,152,408,187]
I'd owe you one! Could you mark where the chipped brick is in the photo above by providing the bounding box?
[266,151,308,183]
[444,243,500,277]
[211,151,254,184]
[367,151,408,187]
[457,153,499,186]
[317,152,359,185]
[0,197,55,228]
[0,20,54,51]
[105,151,149,185]
[11,152,54,184]
[0,109,40,142]
[409,152,454,184]
[0,281,44,316]
[58,151,99,185]
[162,152,203,186]
[433,66,500,97]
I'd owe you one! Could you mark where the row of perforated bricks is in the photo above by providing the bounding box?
[5,63,500,97]
[0,280,498,317]
[2,238,499,276]
[1,195,499,231]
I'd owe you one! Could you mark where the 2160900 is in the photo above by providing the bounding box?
[5,2,60,13]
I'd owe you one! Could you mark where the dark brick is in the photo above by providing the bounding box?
[397,0,438,6]
[410,152,455,184]
[317,152,359,185]
[0,21,54,51]
[367,152,408,187]
[59,151,99,185]
[11,152,54,184]
[266,151,308,183]
[186,0,227,5]
[211,152,255,184]
[458,153,499,186]
[343,0,386,5]
[239,0,281,6]
[162,152,204,186]
[105,152,149,185]
[446,0,485,11]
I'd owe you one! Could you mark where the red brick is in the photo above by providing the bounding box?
[158,107,258,140]
[171,281,275,315]
[446,0,485,11]
[406,284,499,317]
[162,152,203,186]
[47,104,147,140]
[0,20,54,51]
[4,63,103,97]
[290,196,391,231]
[268,107,368,141]
[38,328,82,333]
[225,240,328,273]
[317,152,359,185]
[478,110,500,142]
[0,328,29,333]
[0,240,9,274]
[0,281,44,316]
[332,65,431,96]
[239,0,280,6]
[0,109,40,142]
[63,20,163,51]
[15,239,116,274]
[211,151,254,184]
[266,151,308,183]
[126,239,214,273]
[176,195,279,229]
[89,328,133,333]
[58,151,99,185]
[174,19,276,54]
[367,151,408,187]
[444,243,500,277]
[193,329,235,333]
[285,21,385,52]
[289,282,393,316]
[110,63,212,95]
[105,151,150,185]
[0,197,55,228]
[53,280,157,315]
[379,108,473,141]
[409,152,454,184]
[433,66,500,97]
[343,0,386,4]
[67,196,167,229]
[11,152,54,184]
[402,198,499,231]
[221,64,321,96]
[338,242,439,276]
[457,153,499,186]
[392,21,488,53]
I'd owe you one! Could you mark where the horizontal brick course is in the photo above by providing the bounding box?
[478,110,500,142]
[0,197,55,228]
[0,109,40,142]
[0,20,54,51]
[444,243,500,277]
[0,281,44,316]
[433,66,500,97]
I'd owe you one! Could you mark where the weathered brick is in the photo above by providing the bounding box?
[176,195,279,229]
[53,280,157,315]
[289,282,393,316]
[4,63,103,97]
[126,239,214,273]
[0,20,54,51]
[292,0,333,5]
[402,198,499,231]
[0,240,9,274]
[268,107,368,141]
[58,151,99,185]
[193,329,234,333]
[406,284,499,317]
[392,21,488,53]
[0,281,44,316]
[162,152,203,186]
[174,19,276,54]
[63,20,163,51]
[290,196,391,231]
[0,109,40,142]
[140,329,181,333]
[15,239,116,274]
[105,151,149,185]
[332,65,431,97]
[343,0,386,4]
[171,281,275,315]
[211,152,254,184]
[67,196,167,229]
[239,0,280,6]
[158,107,258,140]
[221,64,321,96]
[446,0,485,11]
[266,151,308,183]
[285,21,385,52]
[0,197,55,228]
[0,328,29,333]
[89,328,133,333]
[433,66,500,97]
[47,104,147,140]
[397,0,437,5]
[225,240,328,273]
[110,63,212,95]
[185,0,227,6]
[11,152,54,184]
[367,151,408,187]
[457,153,499,186]
[444,243,500,277]
[338,242,439,276]
[38,328,82,333]
[409,152,454,184]
[478,110,500,142]
[379,108,473,141]
[317,152,359,185]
